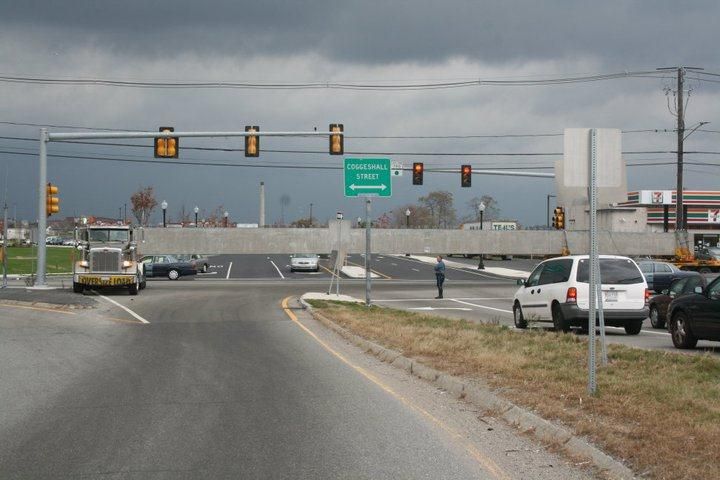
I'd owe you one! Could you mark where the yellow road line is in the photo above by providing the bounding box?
[345,259,393,280]
[0,303,76,315]
[280,296,511,480]
[318,264,338,277]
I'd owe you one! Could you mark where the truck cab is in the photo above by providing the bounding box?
[72,226,145,294]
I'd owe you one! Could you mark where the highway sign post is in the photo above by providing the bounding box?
[344,158,392,198]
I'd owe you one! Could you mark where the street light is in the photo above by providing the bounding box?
[478,202,486,270]
[161,200,168,228]
[405,208,411,228]
[194,206,199,227]
[223,210,229,228]
[357,216,362,228]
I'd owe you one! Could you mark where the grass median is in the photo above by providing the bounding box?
[2,246,75,275]
[307,300,720,480]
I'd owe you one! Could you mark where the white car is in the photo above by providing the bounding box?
[512,255,649,335]
[290,253,319,272]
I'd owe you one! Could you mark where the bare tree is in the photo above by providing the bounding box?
[467,195,500,221]
[130,186,157,226]
[419,191,456,228]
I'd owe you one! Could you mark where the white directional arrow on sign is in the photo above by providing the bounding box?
[349,184,387,191]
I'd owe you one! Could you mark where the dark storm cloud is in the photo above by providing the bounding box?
[2,0,719,66]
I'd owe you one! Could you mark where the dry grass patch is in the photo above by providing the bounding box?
[308,300,720,480]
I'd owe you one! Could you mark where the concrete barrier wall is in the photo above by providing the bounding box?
[136,224,678,256]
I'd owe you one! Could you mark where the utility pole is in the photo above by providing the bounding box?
[657,66,704,231]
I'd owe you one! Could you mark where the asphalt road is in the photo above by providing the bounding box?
[0,284,593,480]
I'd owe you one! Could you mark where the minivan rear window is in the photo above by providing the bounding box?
[576,258,644,284]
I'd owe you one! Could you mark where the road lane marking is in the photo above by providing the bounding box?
[408,307,472,311]
[345,259,392,279]
[390,263,398,266]
[92,292,150,324]
[0,303,76,315]
[319,264,338,277]
[394,255,502,280]
[411,268,420,272]
[226,261,233,279]
[605,326,671,336]
[269,260,285,279]
[375,297,513,303]
[450,299,513,314]
[281,296,511,480]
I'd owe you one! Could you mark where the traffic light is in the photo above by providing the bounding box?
[329,123,344,155]
[154,127,179,158]
[461,165,472,187]
[552,206,565,230]
[46,182,59,217]
[412,162,424,185]
[245,126,259,157]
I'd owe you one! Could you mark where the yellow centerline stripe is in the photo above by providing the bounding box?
[280,296,510,480]
[0,303,76,315]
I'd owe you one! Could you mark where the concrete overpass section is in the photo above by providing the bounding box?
[136,222,677,256]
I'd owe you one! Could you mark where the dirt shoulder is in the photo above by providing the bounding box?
[307,300,720,480]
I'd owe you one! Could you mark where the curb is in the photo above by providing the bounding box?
[299,297,635,480]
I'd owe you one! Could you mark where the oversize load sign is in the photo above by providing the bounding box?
[344,158,392,197]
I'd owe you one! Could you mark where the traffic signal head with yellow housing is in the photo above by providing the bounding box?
[154,127,179,158]
[461,165,472,187]
[245,126,260,157]
[46,182,59,216]
[552,206,565,229]
[412,162,424,185]
[329,123,344,155]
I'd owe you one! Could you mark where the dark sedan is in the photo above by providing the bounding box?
[140,255,197,280]
[648,274,704,329]
[638,260,698,293]
[667,276,720,349]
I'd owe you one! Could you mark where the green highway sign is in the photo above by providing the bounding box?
[344,158,392,197]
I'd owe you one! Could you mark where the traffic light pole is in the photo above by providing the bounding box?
[35,128,49,287]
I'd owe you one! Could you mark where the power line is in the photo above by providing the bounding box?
[0,70,666,91]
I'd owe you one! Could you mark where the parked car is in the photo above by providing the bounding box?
[667,276,720,349]
[176,254,210,273]
[637,260,698,293]
[46,236,63,245]
[139,254,197,280]
[290,253,319,272]
[513,255,649,335]
[648,274,705,329]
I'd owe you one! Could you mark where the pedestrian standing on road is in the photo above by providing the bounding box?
[434,255,446,299]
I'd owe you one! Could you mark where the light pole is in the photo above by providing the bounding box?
[161,200,168,228]
[357,216,362,228]
[478,202,485,270]
[223,210,229,228]
[309,203,313,227]
[405,208,411,228]
[546,194,556,228]
[194,206,199,227]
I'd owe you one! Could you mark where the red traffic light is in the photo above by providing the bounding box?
[461,164,471,187]
[412,162,424,185]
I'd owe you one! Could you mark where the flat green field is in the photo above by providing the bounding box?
[1,246,75,275]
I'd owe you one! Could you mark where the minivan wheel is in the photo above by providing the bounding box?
[552,304,570,333]
[670,312,698,349]
[624,319,643,335]
[513,303,528,329]
[649,305,665,329]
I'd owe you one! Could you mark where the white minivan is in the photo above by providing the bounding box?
[513,255,649,335]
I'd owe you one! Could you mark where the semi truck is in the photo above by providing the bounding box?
[72,225,145,294]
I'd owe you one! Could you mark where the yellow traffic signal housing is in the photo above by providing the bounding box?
[245,126,260,157]
[46,182,59,216]
[552,206,565,229]
[154,127,179,158]
[329,123,344,155]
[461,165,472,187]
[412,162,424,185]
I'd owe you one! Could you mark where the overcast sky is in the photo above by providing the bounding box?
[1,0,720,227]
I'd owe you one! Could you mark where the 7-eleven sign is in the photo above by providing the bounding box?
[709,209,720,223]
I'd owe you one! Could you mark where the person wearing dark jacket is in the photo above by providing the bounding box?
[434,255,446,298]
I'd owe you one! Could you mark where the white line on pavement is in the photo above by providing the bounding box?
[93,292,150,324]
[226,262,233,279]
[269,260,285,279]
[605,326,671,336]
[450,298,513,314]
[374,297,513,302]
[411,268,420,272]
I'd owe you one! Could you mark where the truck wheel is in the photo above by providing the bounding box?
[168,269,180,280]
[699,267,711,274]
[129,279,139,295]
[513,302,528,329]
[649,305,665,329]
[552,304,570,333]
[73,282,83,293]
[624,319,643,335]
[670,311,698,349]
[140,280,147,290]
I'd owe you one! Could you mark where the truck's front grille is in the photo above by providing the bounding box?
[90,251,121,272]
